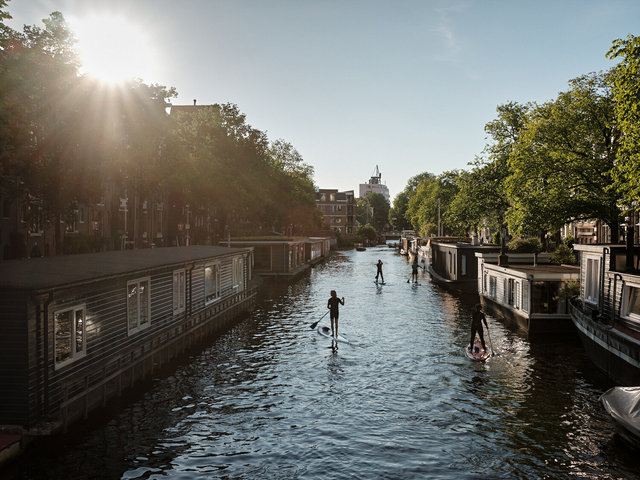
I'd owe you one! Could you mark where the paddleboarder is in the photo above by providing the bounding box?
[469,304,489,352]
[327,290,345,337]
[411,256,420,283]
[375,259,384,283]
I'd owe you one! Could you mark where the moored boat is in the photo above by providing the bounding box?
[601,386,640,448]
[569,244,640,385]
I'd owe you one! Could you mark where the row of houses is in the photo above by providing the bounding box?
[424,236,640,386]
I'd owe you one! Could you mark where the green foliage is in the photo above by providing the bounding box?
[505,72,621,238]
[389,172,434,230]
[492,230,501,245]
[356,224,377,243]
[406,170,462,237]
[506,237,542,253]
[561,280,580,299]
[563,234,575,248]
[550,244,576,265]
[357,193,389,233]
[607,35,640,208]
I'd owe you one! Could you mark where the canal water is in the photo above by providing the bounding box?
[3,246,640,479]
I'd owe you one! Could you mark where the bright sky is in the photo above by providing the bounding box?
[7,0,640,201]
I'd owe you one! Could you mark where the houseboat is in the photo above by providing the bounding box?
[305,237,328,265]
[476,252,580,336]
[569,244,640,385]
[221,238,310,279]
[0,246,257,435]
[428,240,499,291]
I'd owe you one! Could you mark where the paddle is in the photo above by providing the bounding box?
[310,310,329,329]
[486,325,496,356]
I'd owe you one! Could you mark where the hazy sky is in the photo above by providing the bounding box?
[6,0,640,200]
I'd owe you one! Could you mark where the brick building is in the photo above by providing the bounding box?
[315,189,356,235]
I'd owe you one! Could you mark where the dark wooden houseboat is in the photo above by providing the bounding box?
[569,244,640,385]
[0,246,257,434]
[428,240,500,291]
[221,238,310,278]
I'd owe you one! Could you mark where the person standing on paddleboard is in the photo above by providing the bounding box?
[327,290,344,337]
[375,259,384,283]
[469,304,489,352]
[411,256,420,283]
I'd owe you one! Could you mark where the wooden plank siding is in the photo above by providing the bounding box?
[0,247,256,433]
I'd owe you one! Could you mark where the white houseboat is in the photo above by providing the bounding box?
[476,252,580,336]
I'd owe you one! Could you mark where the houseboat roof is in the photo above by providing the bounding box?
[0,246,250,291]
[484,262,580,279]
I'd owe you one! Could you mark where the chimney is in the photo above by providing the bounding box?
[193,99,196,106]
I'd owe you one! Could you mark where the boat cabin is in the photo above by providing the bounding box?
[0,246,257,433]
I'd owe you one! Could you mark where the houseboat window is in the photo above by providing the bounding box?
[173,269,186,315]
[489,276,497,299]
[522,283,529,313]
[54,305,86,368]
[233,257,245,291]
[622,285,640,322]
[127,278,151,334]
[205,264,221,304]
[531,281,564,314]
[585,257,600,305]
[461,255,467,276]
[507,278,515,307]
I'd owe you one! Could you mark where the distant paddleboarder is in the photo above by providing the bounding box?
[375,259,384,283]
[327,290,345,337]
[411,256,420,283]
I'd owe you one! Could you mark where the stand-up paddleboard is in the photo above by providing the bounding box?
[317,325,350,344]
[466,341,491,362]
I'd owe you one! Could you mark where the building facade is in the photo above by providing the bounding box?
[358,165,390,203]
[315,189,356,235]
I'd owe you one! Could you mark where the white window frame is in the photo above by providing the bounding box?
[233,257,245,291]
[127,277,151,335]
[522,282,529,313]
[584,256,601,306]
[489,276,497,299]
[173,269,186,315]
[205,263,221,304]
[54,304,87,369]
[507,278,516,307]
[621,283,640,323]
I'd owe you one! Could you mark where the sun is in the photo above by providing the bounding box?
[70,14,158,84]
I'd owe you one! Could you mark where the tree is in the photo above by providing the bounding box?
[607,35,640,207]
[357,192,389,233]
[406,171,462,237]
[505,72,621,239]
[449,102,529,238]
[267,139,320,234]
[356,224,377,244]
[389,172,435,231]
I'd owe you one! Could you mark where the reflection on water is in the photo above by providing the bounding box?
[3,246,640,479]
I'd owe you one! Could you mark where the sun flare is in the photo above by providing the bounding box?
[70,14,157,84]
